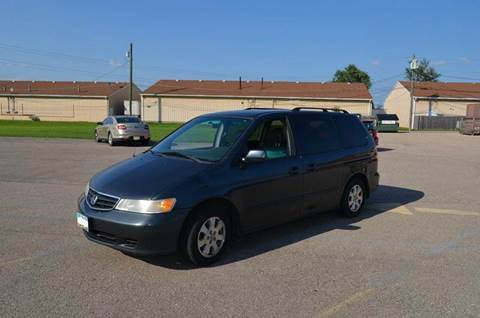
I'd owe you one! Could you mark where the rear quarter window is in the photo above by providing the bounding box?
[290,114,341,155]
[335,115,369,148]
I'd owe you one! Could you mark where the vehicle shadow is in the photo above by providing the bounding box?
[112,141,154,148]
[377,147,394,152]
[138,185,424,269]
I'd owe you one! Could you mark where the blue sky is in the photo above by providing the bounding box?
[1,0,479,104]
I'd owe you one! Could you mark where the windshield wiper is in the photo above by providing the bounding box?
[158,151,199,162]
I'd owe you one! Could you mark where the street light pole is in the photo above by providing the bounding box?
[128,43,133,116]
[409,55,418,131]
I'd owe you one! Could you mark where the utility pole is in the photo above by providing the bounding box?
[409,55,418,131]
[128,43,133,116]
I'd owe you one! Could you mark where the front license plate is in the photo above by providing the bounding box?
[133,136,140,141]
[76,212,89,232]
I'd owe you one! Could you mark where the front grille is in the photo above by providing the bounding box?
[86,231,138,249]
[86,187,119,211]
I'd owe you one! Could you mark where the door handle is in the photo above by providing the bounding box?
[289,166,300,175]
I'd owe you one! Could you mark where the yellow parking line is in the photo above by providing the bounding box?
[0,256,34,267]
[415,207,480,216]
[318,288,375,318]
[367,203,413,215]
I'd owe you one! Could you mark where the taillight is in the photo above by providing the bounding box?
[117,124,127,130]
[372,130,379,145]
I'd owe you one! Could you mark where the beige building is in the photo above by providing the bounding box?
[384,81,480,128]
[0,80,141,122]
[141,79,373,122]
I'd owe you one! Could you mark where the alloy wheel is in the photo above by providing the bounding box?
[197,217,226,258]
[348,184,363,212]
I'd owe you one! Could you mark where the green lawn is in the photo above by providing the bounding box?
[0,120,181,141]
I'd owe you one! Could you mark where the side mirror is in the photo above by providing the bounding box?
[242,150,266,163]
[96,122,103,126]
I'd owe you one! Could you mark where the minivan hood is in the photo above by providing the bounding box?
[89,152,208,199]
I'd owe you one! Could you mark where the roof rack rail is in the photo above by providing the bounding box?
[291,107,349,113]
[244,107,285,110]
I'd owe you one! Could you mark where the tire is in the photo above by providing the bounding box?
[108,132,115,146]
[180,206,230,266]
[94,130,101,142]
[141,138,150,146]
[340,178,366,218]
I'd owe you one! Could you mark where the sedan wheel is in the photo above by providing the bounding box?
[108,133,115,146]
[95,130,101,142]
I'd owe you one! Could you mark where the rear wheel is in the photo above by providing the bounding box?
[180,206,230,266]
[340,178,366,218]
[108,132,115,146]
[141,138,150,146]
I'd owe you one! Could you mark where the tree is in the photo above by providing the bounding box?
[332,64,371,88]
[405,58,440,82]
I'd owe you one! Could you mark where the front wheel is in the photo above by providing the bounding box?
[94,130,101,142]
[341,178,366,218]
[180,207,230,266]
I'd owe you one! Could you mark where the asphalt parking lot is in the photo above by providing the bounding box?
[1,132,480,317]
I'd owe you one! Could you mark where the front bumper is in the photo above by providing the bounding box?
[77,195,190,255]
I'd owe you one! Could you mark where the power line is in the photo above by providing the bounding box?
[0,57,106,75]
[371,73,404,84]
[92,61,128,81]
[441,75,480,81]
[0,42,115,65]
[0,57,129,83]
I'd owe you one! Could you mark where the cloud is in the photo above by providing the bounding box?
[431,60,448,66]
[371,59,381,66]
[459,57,471,64]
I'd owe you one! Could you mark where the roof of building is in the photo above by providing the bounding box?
[399,81,480,99]
[143,79,372,100]
[0,80,129,97]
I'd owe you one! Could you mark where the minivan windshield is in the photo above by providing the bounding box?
[151,117,252,162]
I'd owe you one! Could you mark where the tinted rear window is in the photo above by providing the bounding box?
[335,115,369,148]
[377,114,399,121]
[290,114,341,155]
[116,117,140,123]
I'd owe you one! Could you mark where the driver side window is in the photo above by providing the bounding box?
[247,118,291,160]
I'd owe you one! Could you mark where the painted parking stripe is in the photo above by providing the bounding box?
[415,207,480,216]
[366,203,413,215]
[318,288,376,317]
[0,256,34,267]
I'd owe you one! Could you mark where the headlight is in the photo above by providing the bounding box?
[85,182,90,197]
[116,198,176,214]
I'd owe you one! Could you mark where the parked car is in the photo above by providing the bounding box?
[77,108,379,266]
[376,114,399,132]
[362,119,379,145]
[459,118,480,135]
[95,115,150,146]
